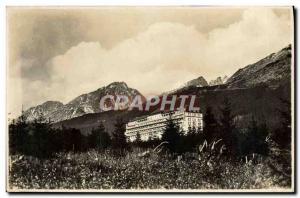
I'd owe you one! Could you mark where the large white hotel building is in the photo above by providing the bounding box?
[125,111,203,142]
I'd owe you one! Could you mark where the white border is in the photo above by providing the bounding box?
[1,0,298,197]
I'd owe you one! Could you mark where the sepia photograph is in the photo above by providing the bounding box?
[6,6,294,192]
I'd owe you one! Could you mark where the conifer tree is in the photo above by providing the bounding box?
[219,97,237,156]
[9,111,29,155]
[245,117,268,154]
[134,132,142,146]
[89,122,111,150]
[161,116,181,153]
[273,98,291,149]
[112,118,128,154]
[203,106,218,142]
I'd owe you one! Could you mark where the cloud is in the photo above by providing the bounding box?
[205,8,292,74]
[8,7,292,116]
[46,22,207,102]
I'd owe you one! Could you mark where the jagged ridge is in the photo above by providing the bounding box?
[226,45,291,88]
[24,82,144,122]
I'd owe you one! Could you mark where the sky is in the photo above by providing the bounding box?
[7,7,293,117]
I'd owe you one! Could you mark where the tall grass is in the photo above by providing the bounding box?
[9,149,291,190]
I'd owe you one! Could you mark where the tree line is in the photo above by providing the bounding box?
[9,97,291,159]
[9,113,128,158]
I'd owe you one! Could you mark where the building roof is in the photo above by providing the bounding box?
[128,109,201,123]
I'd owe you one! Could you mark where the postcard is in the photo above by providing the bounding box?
[6,6,294,192]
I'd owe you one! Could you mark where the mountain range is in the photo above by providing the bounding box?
[24,82,144,122]
[23,44,292,133]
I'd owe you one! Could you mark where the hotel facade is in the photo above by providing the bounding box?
[125,111,203,142]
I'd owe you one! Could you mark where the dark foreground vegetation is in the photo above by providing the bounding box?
[9,148,291,190]
[8,98,292,190]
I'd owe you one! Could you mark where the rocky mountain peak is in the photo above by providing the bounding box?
[23,101,64,121]
[41,101,64,107]
[209,76,229,86]
[24,82,144,122]
[185,76,208,87]
[106,81,128,88]
[163,76,209,95]
[226,44,291,88]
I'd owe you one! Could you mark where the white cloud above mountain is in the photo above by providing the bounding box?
[8,7,292,117]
